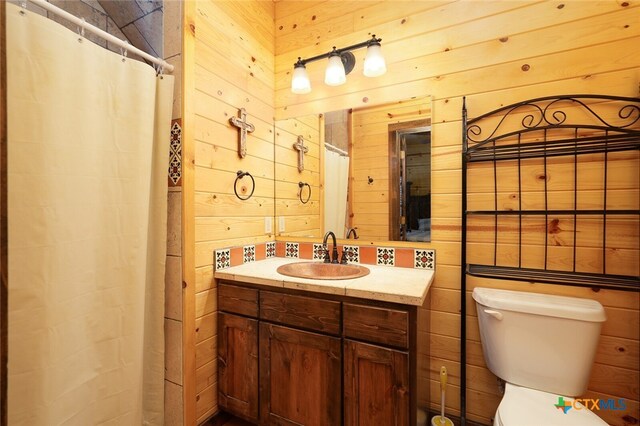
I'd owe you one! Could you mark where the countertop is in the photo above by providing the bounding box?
[214,257,434,306]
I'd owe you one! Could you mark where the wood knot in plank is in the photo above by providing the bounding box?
[548,218,561,235]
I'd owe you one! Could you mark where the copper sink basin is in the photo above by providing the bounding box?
[277,262,370,280]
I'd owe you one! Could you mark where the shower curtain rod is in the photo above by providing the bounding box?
[324,142,348,157]
[27,0,174,73]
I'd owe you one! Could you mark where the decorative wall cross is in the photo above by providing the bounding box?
[229,108,255,158]
[293,135,309,172]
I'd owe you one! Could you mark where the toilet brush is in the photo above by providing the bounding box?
[431,366,454,426]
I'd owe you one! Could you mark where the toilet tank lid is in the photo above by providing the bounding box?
[472,287,606,322]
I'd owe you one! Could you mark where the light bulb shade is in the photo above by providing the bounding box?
[324,55,346,86]
[363,43,387,77]
[291,64,311,94]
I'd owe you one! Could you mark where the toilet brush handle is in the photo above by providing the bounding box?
[440,366,447,421]
[440,366,447,392]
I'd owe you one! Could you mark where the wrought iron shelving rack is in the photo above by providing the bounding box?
[459,95,640,425]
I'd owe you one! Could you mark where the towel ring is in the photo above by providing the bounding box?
[234,170,255,201]
[298,182,311,204]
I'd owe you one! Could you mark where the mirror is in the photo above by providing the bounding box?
[274,96,432,242]
[274,115,323,239]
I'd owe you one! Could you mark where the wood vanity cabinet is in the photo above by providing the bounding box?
[218,312,259,422]
[260,323,342,425]
[217,282,417,426]
[344,340,409,426]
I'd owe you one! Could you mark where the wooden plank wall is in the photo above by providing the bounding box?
[274,1,640,424]
[351,98,431,240]
[274,115,322,238]
[190,0,276,422]
[406,140,430,197]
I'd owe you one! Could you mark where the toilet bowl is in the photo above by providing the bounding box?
[472,287,608,426]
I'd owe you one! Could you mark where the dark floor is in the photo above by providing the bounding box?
[202,412,255,426]
[221,418,254,426]
[211,412,487,426]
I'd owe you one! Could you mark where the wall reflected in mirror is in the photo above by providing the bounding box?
[274,96,432,242]
[274,115,322,238]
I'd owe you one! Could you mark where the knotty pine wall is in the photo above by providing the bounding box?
[274,1,640,425]
[275,115,322,238]
[350,97,431,240]
[186,0,276,423]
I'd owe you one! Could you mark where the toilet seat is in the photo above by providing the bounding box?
[494,383,608,426]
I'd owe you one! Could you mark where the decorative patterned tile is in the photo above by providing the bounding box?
[243,245,256,263]
[313,243,325,260]
[414,249,435,270]
[215,248,230,270]
[285,242,300,258]
[266,242,276,258]
[342,245,360,263]
[168,119,182,186]
[376,247,395,266]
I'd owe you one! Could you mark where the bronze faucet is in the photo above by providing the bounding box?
[322,231,339,264]
[346,228,358,239]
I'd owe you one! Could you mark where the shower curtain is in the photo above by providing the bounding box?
[6,4,173,425]
[323,148,350,238]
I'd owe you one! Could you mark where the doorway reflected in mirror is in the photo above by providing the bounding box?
[390,124,431,242]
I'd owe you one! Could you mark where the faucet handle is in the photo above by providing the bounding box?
[340,247,351,264]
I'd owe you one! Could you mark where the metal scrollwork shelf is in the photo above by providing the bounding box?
[462,94,640,292]
[458,94,640,426]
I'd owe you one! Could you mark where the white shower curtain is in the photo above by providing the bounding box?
[323,148,350,238]
[6,4,173,425]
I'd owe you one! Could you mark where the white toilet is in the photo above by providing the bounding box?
[472,287,608,426]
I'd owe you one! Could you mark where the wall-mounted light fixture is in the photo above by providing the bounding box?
[290,35,386,94]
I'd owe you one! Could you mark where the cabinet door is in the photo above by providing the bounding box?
[260,323,341,425]
[218,312,259,422]
[344,340,409,426]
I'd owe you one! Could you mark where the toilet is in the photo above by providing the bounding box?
[472,287,608,426]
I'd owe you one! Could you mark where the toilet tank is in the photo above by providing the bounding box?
[472,287,606,397]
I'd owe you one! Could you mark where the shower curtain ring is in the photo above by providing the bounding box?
[121,42,129,62]
[77,18,86,41]
[20,1,27,14]
[155,63,165,77]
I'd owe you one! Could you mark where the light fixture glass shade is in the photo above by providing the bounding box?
[291,64,311,94]
[324,55,346,86]
[363,43,387,77]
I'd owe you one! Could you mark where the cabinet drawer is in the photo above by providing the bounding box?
[260,290,341,335]
[219,283,258,317]
[343,303,409,349]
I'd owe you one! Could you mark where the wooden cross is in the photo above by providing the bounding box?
[293,135,309,172]
[229,108,255,158]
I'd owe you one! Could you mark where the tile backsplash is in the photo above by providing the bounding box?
[214,241,435,271]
